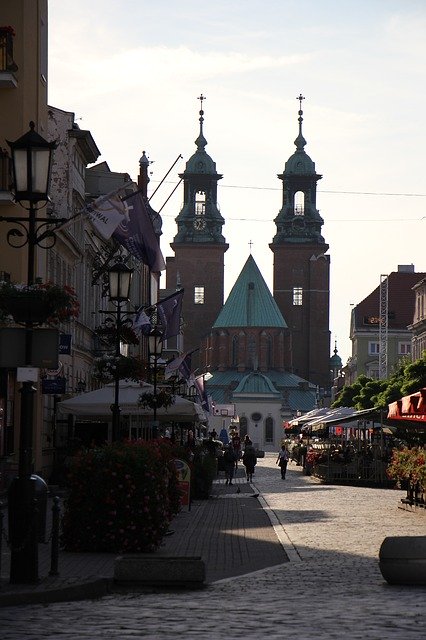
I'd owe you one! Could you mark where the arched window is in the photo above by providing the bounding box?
[266,334,273,368]
[265,416,274,443]
[239,416,248,440]
[195,190,206,216]
[294,190,304,216]
[232,335,239,366]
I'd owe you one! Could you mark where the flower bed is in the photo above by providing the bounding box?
[61,439,181,553]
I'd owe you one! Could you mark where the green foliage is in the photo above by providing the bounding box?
[333,355,426,410]
[61,439,181,552]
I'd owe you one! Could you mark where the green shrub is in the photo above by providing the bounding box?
[61,439,180,552]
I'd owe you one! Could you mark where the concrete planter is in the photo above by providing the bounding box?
[379,536,426,585]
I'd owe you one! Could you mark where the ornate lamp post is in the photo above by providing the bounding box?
[148,326,163,439]
[107,259,133,442]
[3,122,58,584]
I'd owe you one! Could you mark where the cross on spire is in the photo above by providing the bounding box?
[297,93,305,112]
[248,239,253,253]
[198,93,206,115]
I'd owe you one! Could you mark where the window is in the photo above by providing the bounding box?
[398,342,411,356]
[232,335,239,366]
[194,286,204,304]
[239,416,248,440]
[195,190,206,216]
[294,190,304,216]
[368,342,380,355]
[293,287,303,306]
[265,417,274,443]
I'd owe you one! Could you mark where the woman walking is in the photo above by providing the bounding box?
[276,444,289,479]
[242,439,257,482]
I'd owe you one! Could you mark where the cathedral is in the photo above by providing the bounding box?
[165,96,331,450]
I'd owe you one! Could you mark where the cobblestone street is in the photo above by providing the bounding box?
[1,454,425,639]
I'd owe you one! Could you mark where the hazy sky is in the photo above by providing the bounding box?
[48,0,426,364]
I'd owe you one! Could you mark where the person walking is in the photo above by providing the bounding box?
[276,444,289,479]
[242,439,257,482]
[223,443,237,485]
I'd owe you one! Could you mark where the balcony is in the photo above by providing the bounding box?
[0,27,18,88]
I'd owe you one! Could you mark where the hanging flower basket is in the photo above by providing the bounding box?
[0,282,79,325]
[91,354,148,383]
[139,389,175,410]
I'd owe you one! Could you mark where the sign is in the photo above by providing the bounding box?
[59,334,72,355]
[174,459,191,510]
[0,328,59,368]
[17,367,38,382]
[42,377,66,395]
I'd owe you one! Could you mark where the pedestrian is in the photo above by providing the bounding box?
[223,442,237,485]
[242,439,257,482]
[276,444,289,479]
[232,431,242,470]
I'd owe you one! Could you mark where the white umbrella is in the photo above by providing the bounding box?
[57,380,206,422]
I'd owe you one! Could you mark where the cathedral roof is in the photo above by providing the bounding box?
[212,255,287,329]
[233,371,281,396]
[282,94,318,177]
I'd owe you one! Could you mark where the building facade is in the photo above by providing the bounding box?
[344,266,426,384]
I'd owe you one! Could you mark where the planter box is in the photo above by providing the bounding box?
[379,536,426,585]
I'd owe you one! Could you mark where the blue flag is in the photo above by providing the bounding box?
[156,289,184,340]
[113,192,166,272]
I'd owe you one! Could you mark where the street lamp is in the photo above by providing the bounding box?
[148,325,163,439]
[107,259,133,442]
[4,122,57,584]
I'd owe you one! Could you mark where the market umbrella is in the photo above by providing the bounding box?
[57,380,206,422]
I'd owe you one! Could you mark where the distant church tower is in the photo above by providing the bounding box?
[270,95,330,391]
[166,96,229,363]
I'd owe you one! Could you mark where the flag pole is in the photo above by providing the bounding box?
[148,155,183,201]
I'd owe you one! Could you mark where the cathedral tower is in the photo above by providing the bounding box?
[270,95,330,391]
[166,96,228,361]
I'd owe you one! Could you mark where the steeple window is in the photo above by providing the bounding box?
[294,191,305,216]
[195,190,206,216]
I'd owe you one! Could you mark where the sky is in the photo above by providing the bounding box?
[47,0,426,365]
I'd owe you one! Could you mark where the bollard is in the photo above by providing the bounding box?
[49,496,60,577]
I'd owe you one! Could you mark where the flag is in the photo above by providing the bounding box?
[112,192,166,271]
[164,349,197,380]
[133,307,153,336]
[192,375,210,413]
[86,193,127,239]
[156,289,184,340]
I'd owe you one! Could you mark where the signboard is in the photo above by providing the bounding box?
[174,459,191,510]
[0,328,59,368]
[59,334,72,355]
[42,377,66,395]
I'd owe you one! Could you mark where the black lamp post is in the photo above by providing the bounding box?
[4,122,57,584]
[148,326,163,439]
[107,259,133,442]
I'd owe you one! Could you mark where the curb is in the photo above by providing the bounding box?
[0,578,111,608]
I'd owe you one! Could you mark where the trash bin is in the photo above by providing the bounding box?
[31,474,48,543]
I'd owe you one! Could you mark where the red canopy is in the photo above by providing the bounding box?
[388,388,426,422]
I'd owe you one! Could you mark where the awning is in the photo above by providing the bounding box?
[57,380,207,423]
[387,388,426,423]
[301,407,377,431]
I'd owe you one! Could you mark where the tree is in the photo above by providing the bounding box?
[333,354,426,410]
